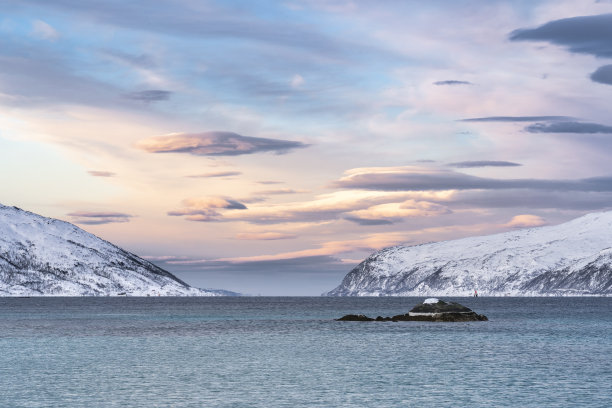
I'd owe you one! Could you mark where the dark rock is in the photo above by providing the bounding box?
[336,314,374,321]
[336,298,488,322]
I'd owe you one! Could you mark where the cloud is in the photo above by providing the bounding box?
[448,161,522,168]
[168,197,247,221]
[254,188,305,195]
[87,170,116,177]
[124,90,172,102]
[503,214,547,229]
[291,74,305,88]
[433,80,471,86]
[526,122,612,134]
[450,190,612,211]
[67,211,132,225]
[235,232,297,240]
[186,171,242,178]
[219,232,408,262]
[590,65,612,85]
[333,166,612,192]
[257,180,284,185]
[137,131,308,156]
[102,50,156,69]
[509,14,612,58]
[344,216,393,226]
[169,190,453,224]
[31,20,59,41]
[460,116,571,122]
[345,199,451,223]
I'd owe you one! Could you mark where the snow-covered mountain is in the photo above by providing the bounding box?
[325,212,612,296]
[0,204,218,296]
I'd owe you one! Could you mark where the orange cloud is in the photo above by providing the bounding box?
[503,214,547,228]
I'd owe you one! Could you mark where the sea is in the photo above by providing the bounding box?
[0,297,610,407]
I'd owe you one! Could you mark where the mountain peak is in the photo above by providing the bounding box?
[325,211,612,296]
[0,204,217,296]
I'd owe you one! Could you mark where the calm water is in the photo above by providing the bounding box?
[0,297,610,407]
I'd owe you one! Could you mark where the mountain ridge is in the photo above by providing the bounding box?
[0,204,219,296]
[325,211,612,296]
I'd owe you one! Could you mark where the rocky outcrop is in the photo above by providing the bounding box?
[337,298,488,322]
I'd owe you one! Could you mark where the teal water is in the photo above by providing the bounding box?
[1,297,610,407]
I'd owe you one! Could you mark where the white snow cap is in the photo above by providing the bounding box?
[423,298,440,304]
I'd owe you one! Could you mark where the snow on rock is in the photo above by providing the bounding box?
[0,204,220,296]
[324,211,612,296]
[423,298,440,304]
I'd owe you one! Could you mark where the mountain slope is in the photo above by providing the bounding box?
[0,204,217,296]
[325,212,612,296]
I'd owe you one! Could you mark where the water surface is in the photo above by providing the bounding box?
[1,297,610,407]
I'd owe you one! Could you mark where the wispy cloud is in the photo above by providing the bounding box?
[257,181,284,185]
[344,216,393,226]
[235,232,297,240]
[137,131,308,156]
[254,188,306,195]
[448,161,522,168]
[87,170,116,177]
[167,189,454,224]
[460,116,570,122]
[219,232,408,262]
[526,122,612,134]
[333,166,612,192]
[186,171,242,178]
[31,20,59,41]
[433,80,471,86]
[67,211,132,225]
[124,90,172,102]
[168,197,248,221]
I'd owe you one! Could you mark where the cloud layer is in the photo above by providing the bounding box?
[510,14,612,58]
[67,211,132,225]
[333,166,612,192]
[526,122,612,134]
[449,161,522,168]
[137,131,308,156]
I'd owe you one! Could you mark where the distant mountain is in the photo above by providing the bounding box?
[325,212,612,296]
[0,204,220,296]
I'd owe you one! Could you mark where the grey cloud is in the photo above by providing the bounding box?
[344,216,394,226]
[334,170,612,192]
[102,49,156,68]
[460,116,571,122]
[509,14,612,58]
[526,121,612,134]
[187,171,242,178]
[433,80,472,86]
[137,131,308,156]
[590,65,612,85]
[257,181,284,185]
[167,198,248,221]
[449,161,522,168]
[67,211,132,225]
[254,189,303,195]
[451,190,612,211]
[125,90,172,102]
[88,170,116,177]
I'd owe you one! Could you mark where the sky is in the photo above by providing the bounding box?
[2,0,612,295]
